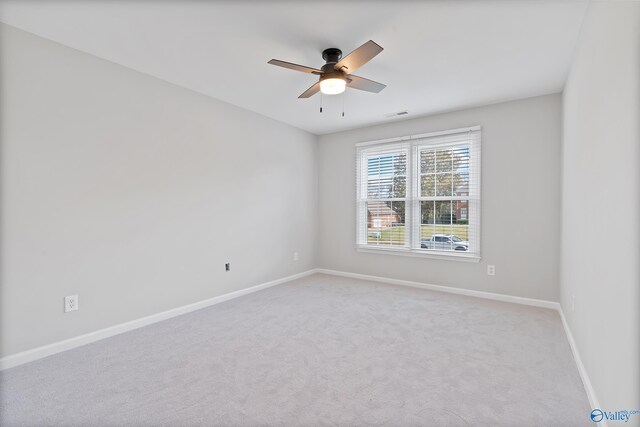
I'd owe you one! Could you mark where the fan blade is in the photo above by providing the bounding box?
[298,81,321,98]
[268,59,322,74]
[346,75,386,93]
[334,40,383,73]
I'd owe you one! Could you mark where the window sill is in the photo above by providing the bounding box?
[356,246,481,262]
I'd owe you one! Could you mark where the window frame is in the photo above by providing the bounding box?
[355,126,481,262]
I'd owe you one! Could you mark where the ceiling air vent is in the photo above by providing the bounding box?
[384,111,409,118]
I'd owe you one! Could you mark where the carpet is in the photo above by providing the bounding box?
[0,273,591,426]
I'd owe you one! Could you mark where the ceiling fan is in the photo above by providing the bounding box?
[268,40,386,99]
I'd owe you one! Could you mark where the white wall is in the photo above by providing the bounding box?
[561,1,640,416]
[318,94,562,302]
[0,24,317,358]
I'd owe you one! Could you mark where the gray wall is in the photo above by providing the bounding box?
[318,94,562,302]
[0,24,318,358]
[561,1,640,415]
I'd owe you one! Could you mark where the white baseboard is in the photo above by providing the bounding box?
[0,269,317,370]
[559,308,603,420]
[316,268,560,310]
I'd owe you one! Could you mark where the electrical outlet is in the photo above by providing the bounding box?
[293,252,299,261]
[225,263,230,271]
[487,265,496,276]
[64,295,78,313]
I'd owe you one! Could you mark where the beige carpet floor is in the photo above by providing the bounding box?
[0,273,591,426]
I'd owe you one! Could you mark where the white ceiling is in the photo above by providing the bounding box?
[0,1,588,135]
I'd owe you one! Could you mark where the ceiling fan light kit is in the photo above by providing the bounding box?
[319,77,346,95]
[268,40,386,101]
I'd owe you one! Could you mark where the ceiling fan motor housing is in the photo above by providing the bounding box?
[322,48,342,64]
[320,48,346,82]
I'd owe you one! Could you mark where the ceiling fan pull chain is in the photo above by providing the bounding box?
[342,91,345,117]
[320,93,323,113]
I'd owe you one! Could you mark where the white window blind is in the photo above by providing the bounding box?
[356,127,481,260]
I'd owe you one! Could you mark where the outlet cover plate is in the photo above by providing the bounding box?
[64,295,78,312]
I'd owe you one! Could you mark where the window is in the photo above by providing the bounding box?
[362,148,408,247]
[356,127,481,260]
